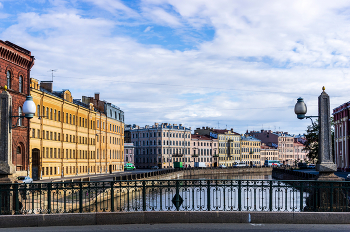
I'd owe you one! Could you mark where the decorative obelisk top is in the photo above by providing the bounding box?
[322,86,325,92]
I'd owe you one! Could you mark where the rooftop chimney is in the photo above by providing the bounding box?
[40,81,53,93]
[94,92,100,101]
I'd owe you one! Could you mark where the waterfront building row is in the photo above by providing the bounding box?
[125,125,308,168]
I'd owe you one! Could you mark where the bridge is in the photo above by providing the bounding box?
[0,167,349,228]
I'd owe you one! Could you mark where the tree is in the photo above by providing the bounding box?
[302,117,334,163]
[303,120,319,162]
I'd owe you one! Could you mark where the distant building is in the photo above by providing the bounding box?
[190,134,218,167]
[247,130,295,165]
[260,143,278,164]
[194,127,241,167]
[124,143,135,165]
[333,102,350,171]
[241,136,261,165]
[125,123,191,169]
[293,141,307,163]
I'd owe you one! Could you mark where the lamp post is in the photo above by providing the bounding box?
[0,86,36,181]
[294,87,338,180]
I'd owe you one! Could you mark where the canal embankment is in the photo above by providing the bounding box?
[272,168,317,180]
[114,167,273,181]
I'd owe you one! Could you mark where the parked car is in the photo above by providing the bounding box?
[346,174,350,181]
[151,166,159,169]
[124,163,136,171]
[219,164,227,168]
[17,176,33,184]
[233,162,247,167]
[307,164,316,169]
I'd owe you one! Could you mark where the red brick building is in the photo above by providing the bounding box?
[333,102,350,171]
[0,40,34,175]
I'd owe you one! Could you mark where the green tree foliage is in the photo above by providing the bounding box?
[303,117,334,162]
[303,120,319,162]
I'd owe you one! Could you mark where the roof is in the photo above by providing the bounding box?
[241,136,261,142]
[260,144,278,150]
[191,134,216,140]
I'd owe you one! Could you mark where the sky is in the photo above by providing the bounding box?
[1,0,350,135]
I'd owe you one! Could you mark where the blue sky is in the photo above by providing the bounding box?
[1,0,350,135]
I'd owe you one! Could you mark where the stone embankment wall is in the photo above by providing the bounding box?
[115,167,273,181]
[272,168,317,180]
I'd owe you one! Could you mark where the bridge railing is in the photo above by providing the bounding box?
[0,179,349,215]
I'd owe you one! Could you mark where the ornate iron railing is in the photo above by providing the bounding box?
[0,179,349,215]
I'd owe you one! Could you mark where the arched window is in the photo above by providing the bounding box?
[6,70,11,89]
[18,107,22,126]
[19,75,23,93]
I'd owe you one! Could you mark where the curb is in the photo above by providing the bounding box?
[0,211,349,228]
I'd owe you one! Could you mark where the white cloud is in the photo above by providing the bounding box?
[82,0,139,17]
[3,0,350,135]
[144,26,152,32]
[141,6,182,27]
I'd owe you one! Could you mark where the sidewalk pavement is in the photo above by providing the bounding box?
[1,223,350,232]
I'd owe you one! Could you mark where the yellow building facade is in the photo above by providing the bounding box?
[218,131,241,167]
[241,136,261,166]
[29,79,124,180]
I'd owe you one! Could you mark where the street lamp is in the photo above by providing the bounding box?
[294,87,337,178]
[294,97,318,125]
[10,94,36,128]
[1,85,36,179]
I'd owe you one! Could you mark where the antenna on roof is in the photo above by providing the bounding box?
[48,69,57,81]
[217,121,220,129]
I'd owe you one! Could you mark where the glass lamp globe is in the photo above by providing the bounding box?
[294,97,307,119]
[22,96,36,119]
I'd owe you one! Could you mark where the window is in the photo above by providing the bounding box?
[6,70,11,89]
[19,75,23,93]
[18,107,22,126]
[37,105,40,117]
[32,129,35,138]
[58,111,61,121]
[54,110,57,121]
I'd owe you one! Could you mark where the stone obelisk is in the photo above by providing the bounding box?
[0,89,16,182]
[316,87,339,180]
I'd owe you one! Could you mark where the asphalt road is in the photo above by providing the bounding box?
[1,224,350,232]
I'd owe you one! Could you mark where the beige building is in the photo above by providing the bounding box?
[260,143,279,164]
[29,79,124,180]
[293,141,308,163]
[248,130,296,165]
[194,127,241,167]
[190,134,218,167]
[125,123,191,168]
